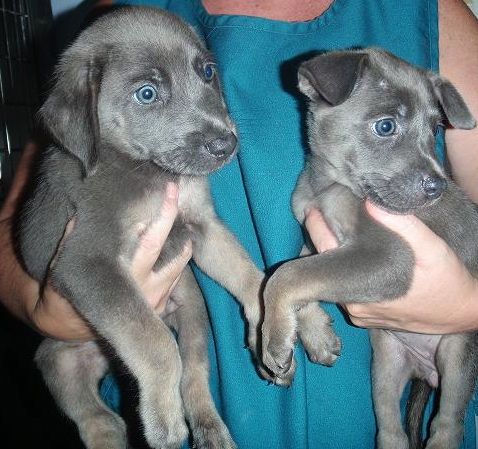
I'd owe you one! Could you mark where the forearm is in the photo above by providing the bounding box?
[0,142,42,328]
[0,217,39,327]
[439,0,478,201]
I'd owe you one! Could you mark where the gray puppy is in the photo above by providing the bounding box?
[17,7,264,449]
[261,48,478,449]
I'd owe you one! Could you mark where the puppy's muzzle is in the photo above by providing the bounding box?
[204,132,237,158]
[421,175,447,200]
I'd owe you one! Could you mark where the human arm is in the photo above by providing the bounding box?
[439,0,478,202]
[0,143,191,341]
[305,203,478,334]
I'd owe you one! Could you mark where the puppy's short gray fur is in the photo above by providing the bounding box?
[261,48,478,449]
[18,7,265,449]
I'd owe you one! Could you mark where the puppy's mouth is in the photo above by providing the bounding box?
[152,140,237,176]
[362,179,436,214]
[364,185,417,214]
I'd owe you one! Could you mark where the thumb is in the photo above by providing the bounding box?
[365,200,444,252]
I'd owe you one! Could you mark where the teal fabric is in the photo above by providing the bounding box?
[105,1,476,447]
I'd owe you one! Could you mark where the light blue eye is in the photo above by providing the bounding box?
[203,63,216,81]
[134,85,158,104]
[373,118,397,137]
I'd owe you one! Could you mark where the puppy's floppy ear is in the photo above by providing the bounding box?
[430,76,476,130]
[298,51,368,105]
[40,48,106,176]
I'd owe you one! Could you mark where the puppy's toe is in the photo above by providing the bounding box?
[257,356,296,386]
[263,339,295,379]
[273,357,297,387]
[256,362,276,383]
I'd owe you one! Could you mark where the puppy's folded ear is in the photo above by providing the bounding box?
[431,76,476,130]
[298,51,368,105]
[40,49,106,177]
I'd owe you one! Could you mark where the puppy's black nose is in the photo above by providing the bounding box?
[421,176,447,199]
[205,132,237,158]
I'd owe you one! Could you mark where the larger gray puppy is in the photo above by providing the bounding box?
[17,7,264,449]
[261,49,478,449]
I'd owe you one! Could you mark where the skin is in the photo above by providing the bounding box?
[0,0,477,339]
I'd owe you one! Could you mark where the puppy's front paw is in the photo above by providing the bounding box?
[264,340,294,375]
[376,430,409,449]
[296,303,341,367]
[190,413,237,449]
[81,411,128,449]
[255,357,296,386]
[261,285,299,382]
[262,324,298,382]
[141,398,188,449]
[300,321,341,367]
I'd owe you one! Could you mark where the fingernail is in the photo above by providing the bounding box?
[166,182,178,200]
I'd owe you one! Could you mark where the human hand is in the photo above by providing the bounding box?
[304,201,478,334]
[11,182,191,342]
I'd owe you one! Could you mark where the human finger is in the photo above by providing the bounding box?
[34,283,95,341]
[151,241,193,307]
[131,182,179,276]
[304,208,338,252]
[142,242,192,315]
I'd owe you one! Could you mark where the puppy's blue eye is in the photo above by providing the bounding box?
[134,85,158,104]
[373,118,397,137]
[203,63,216,81]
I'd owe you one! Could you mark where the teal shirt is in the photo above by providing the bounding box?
[104,1,475,447]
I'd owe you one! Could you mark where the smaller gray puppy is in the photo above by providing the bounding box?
[17,7,264,449]
[261,49,478,449]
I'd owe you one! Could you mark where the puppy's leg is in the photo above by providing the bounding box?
[52,253,188,449]
[425,334,478,449]
[192,218,265,367]
[296,243,341,368]
[266,245,341,385]
[262,232,413,378]
[370,330,412,449]
[35,339,127,449]
[166,266,237,449]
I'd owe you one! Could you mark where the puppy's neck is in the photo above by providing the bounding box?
[95,146,178,186]
[308,153,358,197]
